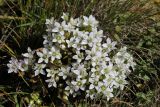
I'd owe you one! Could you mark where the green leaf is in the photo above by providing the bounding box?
[114,34,121,42]
[143,75,150,81]
[115,26,121,32]
[148,28,156,34]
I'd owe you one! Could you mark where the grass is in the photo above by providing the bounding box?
[0,0,160,106]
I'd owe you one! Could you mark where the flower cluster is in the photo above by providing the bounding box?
[7,13,136,100]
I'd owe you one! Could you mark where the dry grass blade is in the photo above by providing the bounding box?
[111,98,133,107]
[0,15,25,20]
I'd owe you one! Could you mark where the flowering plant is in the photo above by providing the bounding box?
[7,13,136,100]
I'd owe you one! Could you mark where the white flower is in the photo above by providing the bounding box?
[71,77,87,91]
[45,17,54,32]
[86,32,96,47]
[7,57,20,73]
[46,77,57,88]
[22,47,34,59]
[61,13,69,21]
[86,89,96,99]
[101,62,113,75]
[58,66,70,79]
[43,35,53,46]
[91,56,99,67]
[69,18,78,26]
[102,38,117,53]
[52,22,61,32]
[45,68,60,88]
[46,68,59,77]
[89,76,100,86]
[49,46,61,62]
[22,47,35,65]
[83,15,98,27]
[66,37,75,48]
[37,48,50,63]
[72,51,84,63]
[65,81,75,95]
[45,17,54,25]
[34,63,46,76]
[18,59,29,72]
[71,63,87,79]
[103,87,114,101]
[52,33,65,43]
[62,22,75,32]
